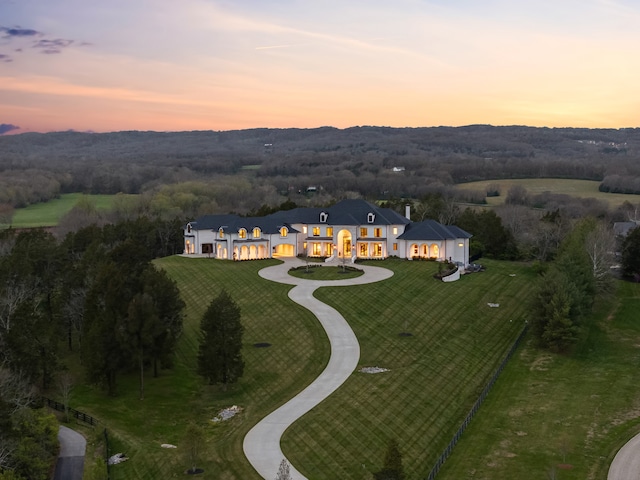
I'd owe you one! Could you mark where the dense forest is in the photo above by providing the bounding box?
[2,125,640,216]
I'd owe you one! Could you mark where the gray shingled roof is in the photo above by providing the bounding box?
[264,199,410,226]
[188,214,298,235]
[397,220,471,240]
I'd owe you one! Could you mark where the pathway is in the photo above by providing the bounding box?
[53,425,86,480]
[243,259,393,479]
[608,431,640,479]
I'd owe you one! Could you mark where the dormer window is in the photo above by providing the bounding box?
[218,228,224,238]
[320,212,328,223]
[238,228,247,239]
[367,213,375,223]
[187,224,192,234]
[253,227,261,238]
[280,226,288,237]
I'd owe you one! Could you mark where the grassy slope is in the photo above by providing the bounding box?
[282,258,532,479]
[70,256,640,480]
[438,281,640,480]
[455,178,640,208]
[6,193,121,228]
[73,257,329,479]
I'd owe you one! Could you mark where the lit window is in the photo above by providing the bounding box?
[327,243,333,256]
[313,243,322,256]
[253,227,261,238]
[303,226,308,234]
[303,242,307,249]
[374,243,383,256]
[359,243,368,257]
[313,227,320,236]
[238,228,247,239]
[393,227,398,235]
[219,228,224,238]
[374,228,382,238]
[360,228,367,237]
[327,227,333,237]
[393,243,398,251]
[280,227,288,237]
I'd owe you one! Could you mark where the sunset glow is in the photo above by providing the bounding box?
[1,0,639,134]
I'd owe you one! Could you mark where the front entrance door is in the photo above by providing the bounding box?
[337,229,352,258]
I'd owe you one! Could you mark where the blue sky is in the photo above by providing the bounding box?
[1,0,639,133]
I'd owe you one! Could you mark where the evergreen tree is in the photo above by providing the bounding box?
[622,226,640,279]
[373,439,405,480]
[197,290,244,389]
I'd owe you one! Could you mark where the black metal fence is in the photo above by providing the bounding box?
[41,396,98,426]
[104,428,111,480]
[425,325,528,480]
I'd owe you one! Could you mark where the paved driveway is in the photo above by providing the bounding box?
[608,431,640,480]
[53,425,86,480]
[243,259,393,479]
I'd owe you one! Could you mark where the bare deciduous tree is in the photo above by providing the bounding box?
[56,371,74,423]
[0,365,36,414]
[275,458,291,480]
[585,222,615,290]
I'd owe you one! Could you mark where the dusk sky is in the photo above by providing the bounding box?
[1,0,639,134]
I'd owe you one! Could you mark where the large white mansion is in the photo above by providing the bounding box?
[183,199,471,265]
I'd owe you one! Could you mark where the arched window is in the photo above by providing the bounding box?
[367,213,375,223]
[320,212,328,223]
[187,224,192,233]
[253,227,261,238]
[280,226,288,237]
[238,228,247,239]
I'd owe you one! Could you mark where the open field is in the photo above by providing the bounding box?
[67,256,532,479]
[455,178,640,208]
[3,193,125,228]
[438,281,640,480]
[63,256,640,479]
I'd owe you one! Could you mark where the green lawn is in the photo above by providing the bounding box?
[283,258,532,478]
[65,257,640,479]
[455,178,640,208]
[288,265,364,280]
[4,193,125,228]
[438,281,640,480]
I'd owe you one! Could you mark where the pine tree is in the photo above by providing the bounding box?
[373,439,405,480]
[197,290,244,389]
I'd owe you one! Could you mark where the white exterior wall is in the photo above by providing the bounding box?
[184,220,468,265]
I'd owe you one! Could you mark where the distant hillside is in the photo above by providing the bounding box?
[1,125,640,209]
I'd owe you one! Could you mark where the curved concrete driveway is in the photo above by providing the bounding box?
[53,425,86,480]
[243,259,393,480]
[608,431,640,479]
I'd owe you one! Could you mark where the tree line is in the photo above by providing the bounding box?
[2,126,640,217]
[0,216,187,478]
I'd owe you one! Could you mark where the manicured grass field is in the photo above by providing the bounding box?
[70,256,533,479]
[66,256,640,479]
[288,265,364,280]
[455,178,640,208]
[4,193,124,228]
[72,257,330,479]
[282,258,532,478]
[438,281,640,480]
